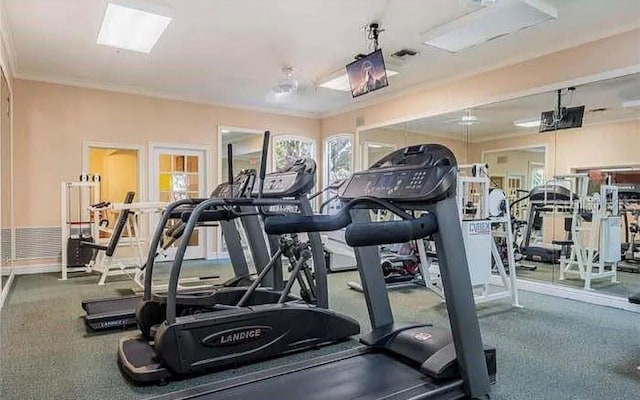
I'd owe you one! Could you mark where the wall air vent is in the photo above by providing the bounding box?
[420,0,558,53]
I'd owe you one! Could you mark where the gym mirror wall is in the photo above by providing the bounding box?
[473,73,640,298]
[362,72,640,300]
[217,127,265,267]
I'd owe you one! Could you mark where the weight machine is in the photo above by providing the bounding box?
[558,184,621,290]
[423,164,521,307]
[60,174,101,280]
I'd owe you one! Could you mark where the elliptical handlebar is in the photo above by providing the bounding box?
[257,131,270,199]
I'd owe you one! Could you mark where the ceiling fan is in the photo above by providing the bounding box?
[269,66,313,101]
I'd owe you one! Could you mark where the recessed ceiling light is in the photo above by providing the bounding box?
[622,99,640,108]
[420,0,558,53]
[319,70,399,92]
[97,1,172,54]
[514,118,541,128]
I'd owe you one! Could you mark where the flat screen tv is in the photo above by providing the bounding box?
[539,105,585,133]
[346,49,389,98]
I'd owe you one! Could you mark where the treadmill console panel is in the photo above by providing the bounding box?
[340,144,457,204]
[251,158,316,198]
[211,170,256,198]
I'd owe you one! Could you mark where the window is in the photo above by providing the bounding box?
[325,135,353,186]
[529,162,545,188]
[273,136,315,170]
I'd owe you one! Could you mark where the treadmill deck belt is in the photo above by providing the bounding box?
[149,349,465,400]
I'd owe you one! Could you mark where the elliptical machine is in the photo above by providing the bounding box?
[118,132,359,384]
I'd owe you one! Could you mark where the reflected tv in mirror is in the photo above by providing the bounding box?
[346,49,389,98]
[539,105,585,132]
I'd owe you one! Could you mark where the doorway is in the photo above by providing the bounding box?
[150,144,210,260]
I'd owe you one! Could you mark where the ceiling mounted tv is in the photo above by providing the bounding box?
[539,105,585,133]
[346,49,389,98]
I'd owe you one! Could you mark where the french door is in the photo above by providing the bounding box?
[151,145,208,260]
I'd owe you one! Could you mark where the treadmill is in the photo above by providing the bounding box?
[82,162,269,331]
[521,184,577,263]
[147,143,495,400]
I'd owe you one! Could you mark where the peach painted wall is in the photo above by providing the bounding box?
[359,128,469,165]
[321,29,640,142]
[13,79,320,228]
[470,119,640,178]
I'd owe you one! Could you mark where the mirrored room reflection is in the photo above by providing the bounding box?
[358,72,640,299]
[218,128,265,259]
[481,73,640,297]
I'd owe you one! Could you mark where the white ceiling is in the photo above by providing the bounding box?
[5,0,640,115]
[385,73,640,141]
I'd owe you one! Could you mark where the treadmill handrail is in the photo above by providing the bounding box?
[264,196,414,235]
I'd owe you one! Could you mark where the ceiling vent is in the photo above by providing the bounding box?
[588,107,608,113]
[391,49,418,60]
[420,0,558,53]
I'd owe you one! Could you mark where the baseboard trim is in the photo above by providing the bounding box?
[492,275,639,313]
[212,252,230,259]
[1,270,15,309]
[8,263,61,275]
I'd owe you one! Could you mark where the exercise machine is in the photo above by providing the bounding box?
[60,173,101,280]
[81,167,259,331]
[618,183,640,273]
[423,163,521,307]
[521,177,585,263]
[133,155,331,339]
[558,184,621,290]
[146,143,496,400]
[118,132,359,383]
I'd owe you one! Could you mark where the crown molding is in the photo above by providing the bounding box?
[14,70,321,120]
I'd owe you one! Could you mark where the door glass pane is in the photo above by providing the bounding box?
[188,174,199,192]
[172,173,187,195]
[159,173,171,191]
[187,156,199,172]
[159,191,171,202]
[174,155,185,172]
[159,155,172,172]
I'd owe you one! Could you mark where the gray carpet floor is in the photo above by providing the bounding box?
[1,262,640,400]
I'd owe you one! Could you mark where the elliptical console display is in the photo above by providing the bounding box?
[251,158,316,198]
